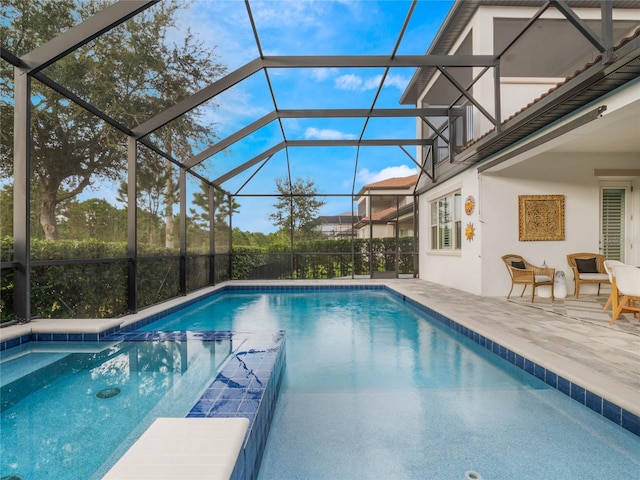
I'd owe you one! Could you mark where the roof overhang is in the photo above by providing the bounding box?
[415,29,640,194]
[400,0,640,105]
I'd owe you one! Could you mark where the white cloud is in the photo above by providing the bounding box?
[305,127,356,140]
[362,75,384,91]
[203,87,271,135]
[336,73,410,92]
[382,73,410,90]
[335,74,363,91]
[312,68,339,81]
[356,165,418,184]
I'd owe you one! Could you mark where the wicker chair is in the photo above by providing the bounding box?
[501,254,555,303]
[566,253,609,298]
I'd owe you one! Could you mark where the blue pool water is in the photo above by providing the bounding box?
[0,337,233,479]
[142,289,640,480]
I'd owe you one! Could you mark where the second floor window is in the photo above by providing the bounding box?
[430,192,461,251]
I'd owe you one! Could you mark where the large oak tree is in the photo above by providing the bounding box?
[0,0,226,240]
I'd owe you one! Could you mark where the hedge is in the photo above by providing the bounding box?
[0,236,416,321]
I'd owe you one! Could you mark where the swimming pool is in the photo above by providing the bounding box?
[0,335,235,479]
[139,288,640,479]
[2,286,639,479]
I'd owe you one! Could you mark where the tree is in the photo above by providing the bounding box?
[116,151,179,248]
[0,0,226,241]
[0,185,13,239]
[270,177,326,240]
[59,198,127,242]
[189,181,240,228]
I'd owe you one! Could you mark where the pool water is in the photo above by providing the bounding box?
[143,290,640,480]
[0,337,232,479]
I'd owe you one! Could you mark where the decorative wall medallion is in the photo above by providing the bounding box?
[465,222,475,241]
[518,194,565,241]
[464,196,475,216]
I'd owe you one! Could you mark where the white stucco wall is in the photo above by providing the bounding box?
[419,169,483,295]
[415,3,640,299]
[480,153,639,298]
[419,153,639,298]
[499,79,562,120]
[357,223,394,239]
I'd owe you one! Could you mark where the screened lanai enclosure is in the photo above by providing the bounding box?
[1,0,629,321]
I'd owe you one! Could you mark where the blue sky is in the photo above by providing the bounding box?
[171,0,455,232]
[108,1,455,232]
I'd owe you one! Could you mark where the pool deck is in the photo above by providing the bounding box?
[2,278,639,419]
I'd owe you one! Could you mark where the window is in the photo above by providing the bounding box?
[601,187,626,262]
[430,192,462,251]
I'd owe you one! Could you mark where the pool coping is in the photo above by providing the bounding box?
[2,279,639,439]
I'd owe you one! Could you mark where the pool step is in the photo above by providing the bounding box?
[102,417,248,480]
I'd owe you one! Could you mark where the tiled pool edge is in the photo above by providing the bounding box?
[388,288,640,438]
[0,284,387,350]
[103,330,286,480]
[186,334,286,480]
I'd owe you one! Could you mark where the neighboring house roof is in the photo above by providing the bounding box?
[355,201,415,227]
[355,175,418,197]
[317,213,361,223]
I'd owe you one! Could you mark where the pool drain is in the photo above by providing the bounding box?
[96,387,121,399]
[1,475,23,480]
[465,471,483,480]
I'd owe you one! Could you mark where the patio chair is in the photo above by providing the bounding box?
[566,253,609,298]
[602,260,625,313]
[609,264,640,325]
[501,254,555,303]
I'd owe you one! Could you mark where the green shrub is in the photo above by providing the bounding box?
[0,237,416,320]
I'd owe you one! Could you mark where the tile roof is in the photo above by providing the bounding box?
[357,202,415,224]
[361,174,419,190]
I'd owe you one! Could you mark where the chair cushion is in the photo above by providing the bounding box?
[575,257,598,273]
[578,273,609,281]
[534,275,552,282]
[511,261,526,269]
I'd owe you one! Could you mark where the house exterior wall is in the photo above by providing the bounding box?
[419,82,640,297]
[357,223,395,239]
[415,3,640,298]
[355,188,416,239]
[463,5,640,137]
[419,169,483,295]
[481,152,639,298]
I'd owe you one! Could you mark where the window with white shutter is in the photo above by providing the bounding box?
[601,188,625,262]
[430,191,462,251]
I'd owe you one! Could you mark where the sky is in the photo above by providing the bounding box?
[157,0,454,232]
[20,0,454,234]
